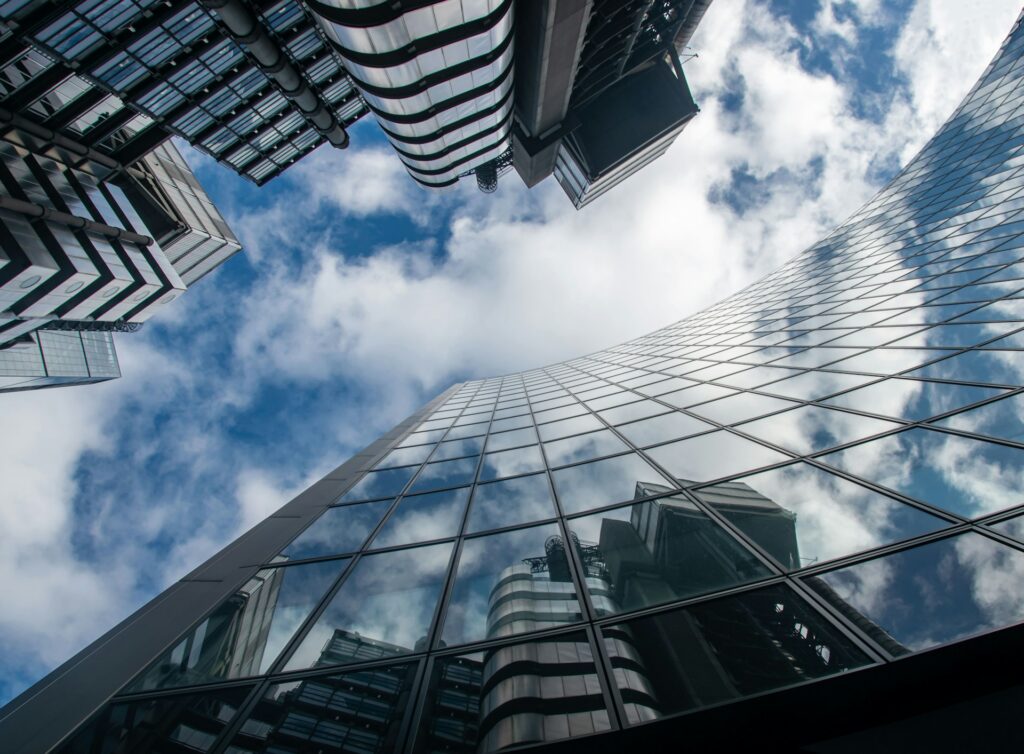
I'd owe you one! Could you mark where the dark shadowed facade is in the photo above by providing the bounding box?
[7,6,1024,754]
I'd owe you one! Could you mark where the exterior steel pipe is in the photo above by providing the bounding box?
[199,0,349,149]
[0,195,153,246]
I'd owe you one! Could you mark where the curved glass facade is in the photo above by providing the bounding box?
[8,8,1024,754]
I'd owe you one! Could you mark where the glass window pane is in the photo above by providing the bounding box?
[376,444,435,468]
[568,495,773,615]
[598,399,667,425]
[552,453,672,515]
[371,488,470,548]
[737,405,899,454]
[689,392,799,425]
[283,501,391,560]
[615,411,715,448]
[646,430,790,484]
[693,462,948,569]
[432,436,485,461]
[63,686,253,754]
[409,457,479,493]
[441,524,581,646]
[478,445,545,481]
[537,414,603,441]
[822,378,1004,421]
[605,584,872,724]
[414,632,610,753]
[486,426,538,451]
[543,429,628,466]
[339,467,416,503]
[820,428,1024,518]
[935,393,1024,442]
[466,473,557,533]
[129,560,347,690]
[227,664,416,754]
[805,532,1024,652]
[286,542,453,670]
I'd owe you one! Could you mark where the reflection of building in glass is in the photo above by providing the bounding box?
[12,8,1024,754]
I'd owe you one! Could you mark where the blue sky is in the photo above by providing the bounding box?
[0,0,1021,706]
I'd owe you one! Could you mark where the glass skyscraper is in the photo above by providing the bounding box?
[6,6,1024,754]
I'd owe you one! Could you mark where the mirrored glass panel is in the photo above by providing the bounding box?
[551,453,673,515]
[568,495,773,615]
[693,463,949,569]
[689,392,799,425]
[537,414,603,441]
[432,436,485,461]
[646,430,790,484]
[466,473,557,533]
[286,542,453,670]
[486,426,537,451]
[63,685,253,754]
[820,428,1024,518]
[737,405,900,454]
[408,457,479,493]
[934,393,1024,442]
[604,584,872,724]
[339,467,416,503]
[822,378,1004,421]
[478,445,545,481]
[370,488,470,549]
[376,444,434,468]
[225,663,417,754]
[543,429,628,466]
[441,524,581,646]
[805,533,1024,652]
[129,560,347,690]
[415,632,610,753]
[283,500,391,560]
[616,411,715,447]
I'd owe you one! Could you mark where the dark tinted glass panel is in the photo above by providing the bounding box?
[61,685,253,754]
[339,467,416,503]
[225,663,417,754]
[806,533,1024,652]
[693,463,948,569]
[568,495,772,615]
[283,500,391,560]
[646,431,790,484]
[466,473,556,533]
[441,524,581,646]
[286,542,453,670]
[821,428,1024,518]
[128,560,347,690]
[371,488,470,548]
[414,632,610,753]
[605,584,872,724]
[552,453,672,515]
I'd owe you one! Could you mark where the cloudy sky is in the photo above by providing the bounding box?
[0,0,1021,705]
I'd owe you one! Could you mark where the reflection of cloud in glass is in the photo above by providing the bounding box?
[823,428,1024,518]
[467,473,555,532]
[689,392,798,425]
[285,542,452,670]
[408,457,478,492]
[283,500,391,559]
[646,430,789,484]
[338,466,416,502]
[937,392,1024,442]
[478,445,545,481]
[370,488,469,548]
[543,429,628,465]
[616,412,713,448]
[695,462,946,569]
[737,405,898,454]
[809,533,1024,651]
[537,414,602,441]
[552,453,670,514]
[759,370,874,400]
[486,427,538,451]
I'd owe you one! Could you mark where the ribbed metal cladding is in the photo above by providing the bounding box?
[307,0,516,187]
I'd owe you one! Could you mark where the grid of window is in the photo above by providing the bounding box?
[57,11,1024,754]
